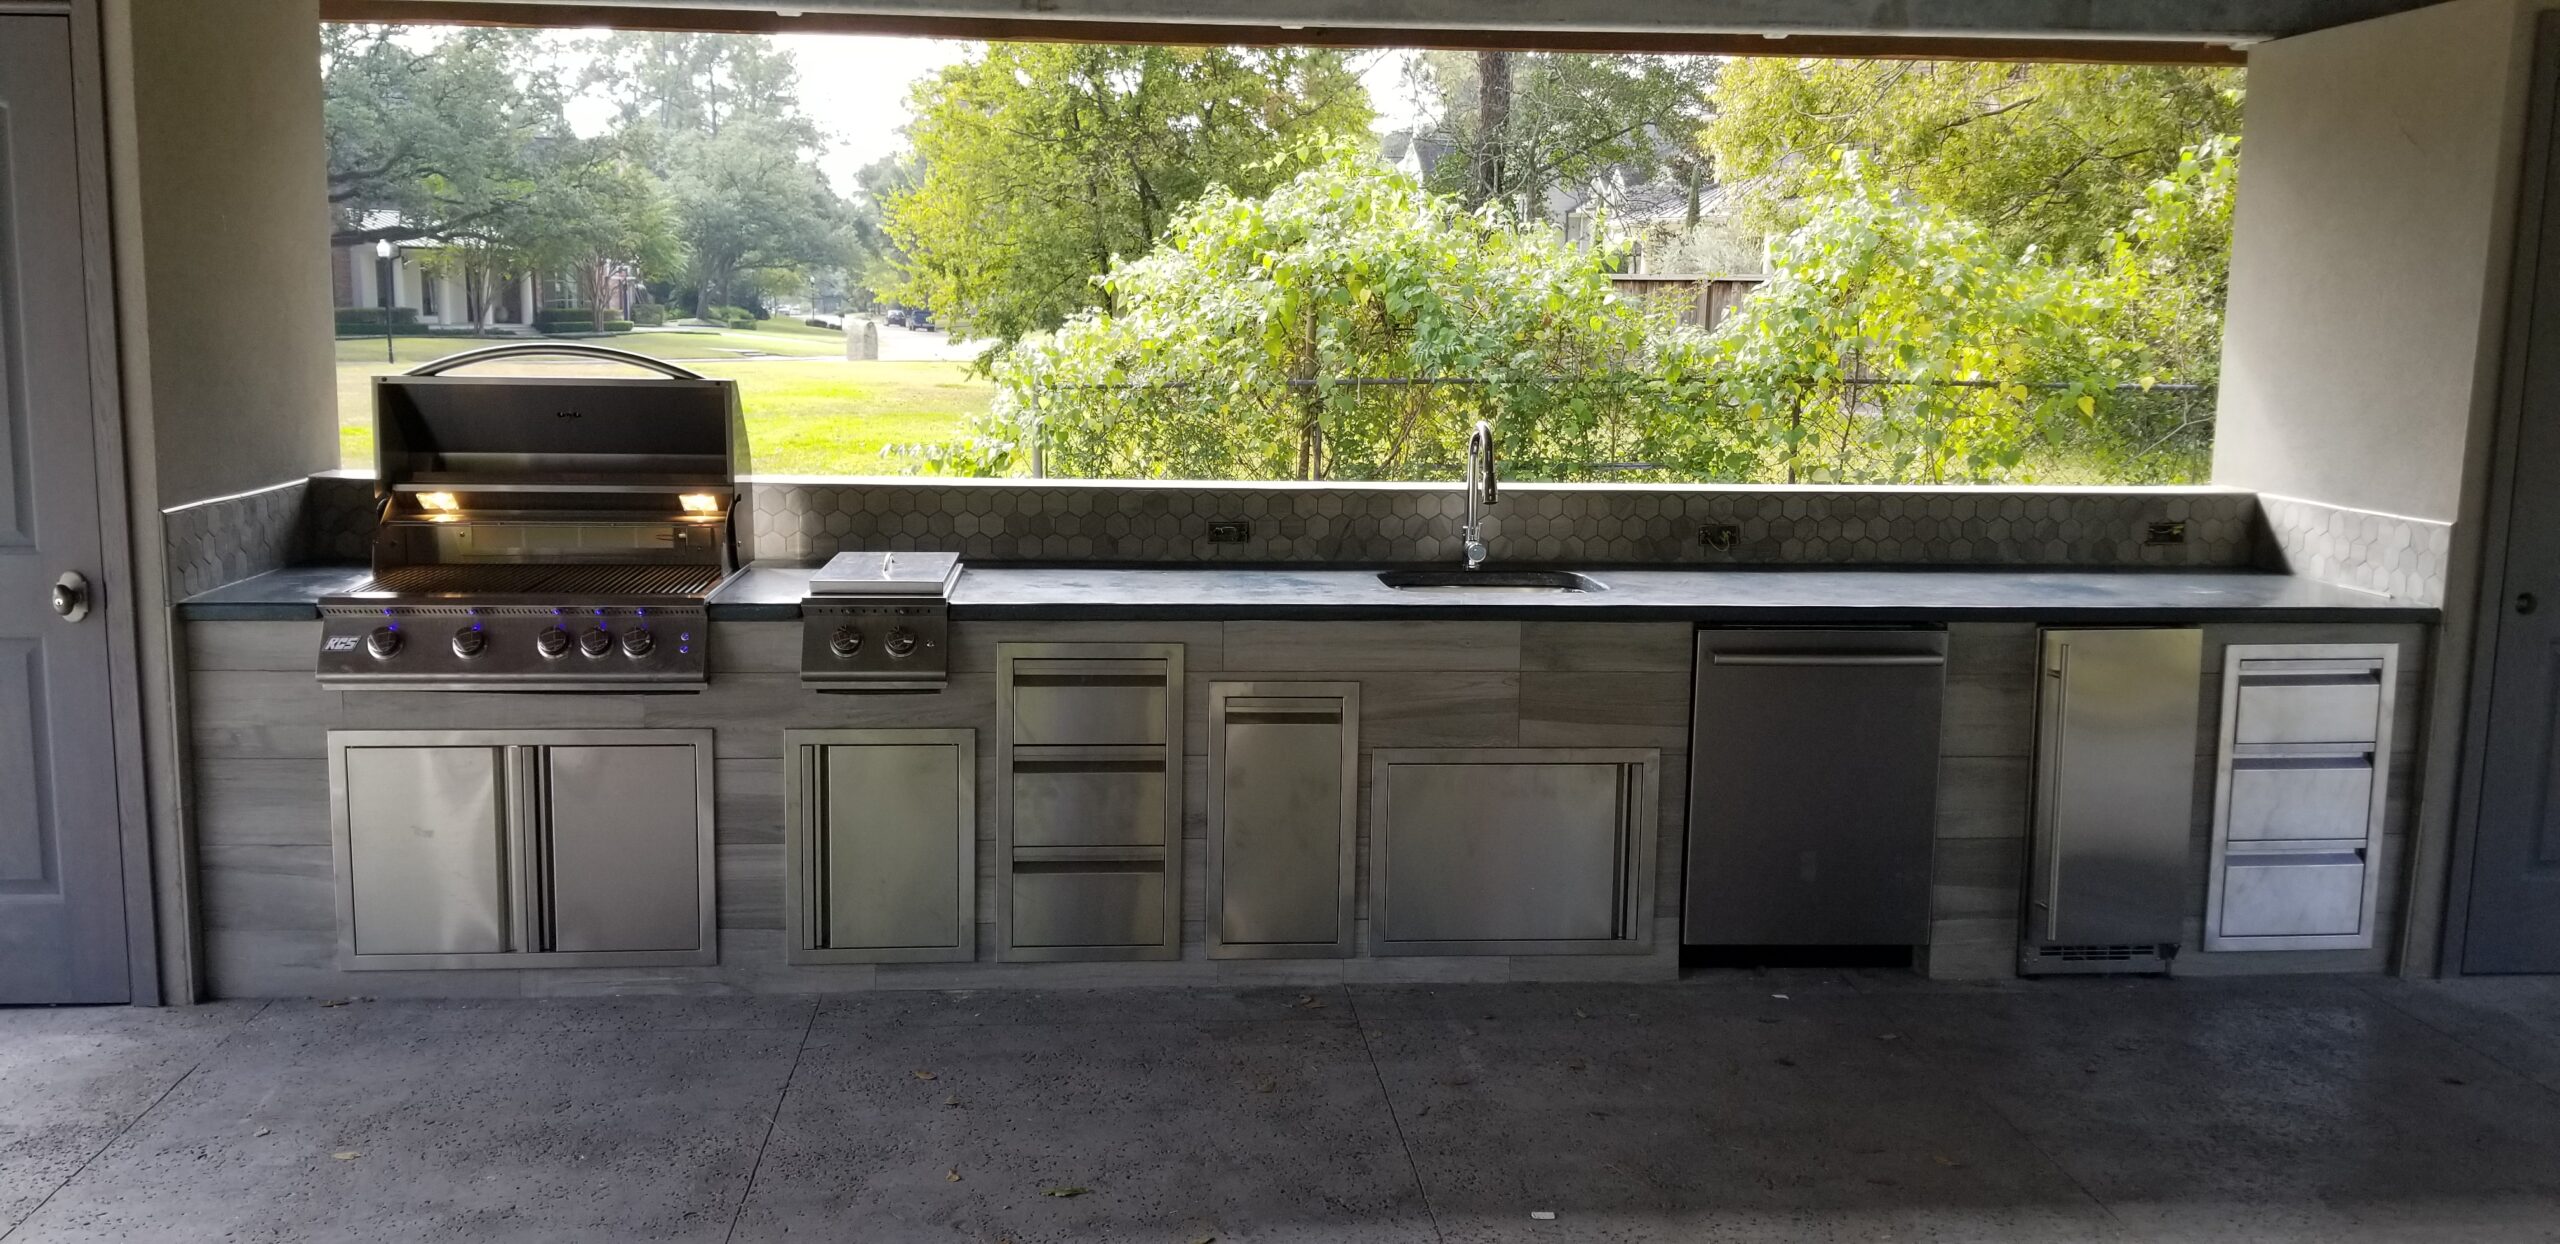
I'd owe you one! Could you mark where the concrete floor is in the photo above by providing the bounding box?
[4,974,2559,1242]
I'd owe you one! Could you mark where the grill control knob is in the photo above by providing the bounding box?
[536,627,573,659]
[884,626,921,658]
[451,627,488,658]
[578,626,615,658]
[828,625,864,658]
[366,626,403,659]
[620,628,655,657]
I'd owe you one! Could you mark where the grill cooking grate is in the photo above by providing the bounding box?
[357,564,728,598]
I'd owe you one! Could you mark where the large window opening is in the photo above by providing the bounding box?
[323,26,2238,485]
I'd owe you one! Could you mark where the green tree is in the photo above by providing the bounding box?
[1409,51,1717,225]
[322,24,572,247]
[1705,59,2243,264]
[662,119,849,318]
[919,151,1743,481]
[887,44,1374,345]
[515,146,684,331]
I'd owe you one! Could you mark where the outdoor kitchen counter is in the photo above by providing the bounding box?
[170,561,2434,623]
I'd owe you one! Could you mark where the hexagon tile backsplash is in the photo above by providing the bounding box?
[737,478,2262,568]
[2254,493,2453,607]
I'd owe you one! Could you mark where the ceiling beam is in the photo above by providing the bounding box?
[317,0,2288,64]
[322,0,2450,50]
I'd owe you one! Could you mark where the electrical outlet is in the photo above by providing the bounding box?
[2144,520,2188,547]
[1700,523,1740,553]
[1206,520,1252,545]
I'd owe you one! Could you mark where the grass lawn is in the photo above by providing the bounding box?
[336,354,989,475]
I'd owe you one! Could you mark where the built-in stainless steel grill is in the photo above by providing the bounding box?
[318,343,750,692]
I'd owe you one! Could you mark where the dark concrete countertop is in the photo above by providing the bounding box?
[169,560,2434,624]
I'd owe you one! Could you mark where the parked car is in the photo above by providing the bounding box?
[885,307,910,328]
[910,308,937,332]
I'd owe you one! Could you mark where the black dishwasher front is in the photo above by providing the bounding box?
[1685,628,1947,949]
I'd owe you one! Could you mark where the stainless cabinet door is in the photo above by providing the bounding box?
[787,732,976,963]
[340,746,508,956]
[543,745,706,953]
[1209,687,1356,958]
[1372,749,1658,955]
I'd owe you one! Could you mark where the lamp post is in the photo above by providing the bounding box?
[374,239,396,363]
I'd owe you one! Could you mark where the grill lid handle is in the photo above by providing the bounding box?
[400,342,707,380]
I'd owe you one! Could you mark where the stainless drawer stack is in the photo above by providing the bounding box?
[996,644,1184,961]
[2206,645,2397,951]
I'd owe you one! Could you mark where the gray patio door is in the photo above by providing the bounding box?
[0,16,129,1003]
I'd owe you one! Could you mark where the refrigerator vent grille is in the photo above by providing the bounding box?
[2038,944,2155,963]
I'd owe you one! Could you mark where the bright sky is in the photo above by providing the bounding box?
[556,32,1425,197]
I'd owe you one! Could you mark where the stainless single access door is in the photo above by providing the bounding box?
[1687,629,1946,946]
[339,745,508,956]
[0,17,130,1004]
[2028,629,2203,946]
[788,731,975,962]
[543,745,707,953]
[1208,685,1357,958]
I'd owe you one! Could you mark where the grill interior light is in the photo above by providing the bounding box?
[678,494,721,514]
[417,492,461,512]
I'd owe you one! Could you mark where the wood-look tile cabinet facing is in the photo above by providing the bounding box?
[783,730,977,965]
[996,644,1184,961]
[2206,644,2397,951]
[329,730,716,971]
[1206,683,1359,959]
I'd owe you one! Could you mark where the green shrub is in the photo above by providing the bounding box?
[603,319,635,333]
[704,304,752,324]
[727,317,758,331]
[532,307,609,330]
[334,306,421,334]
[630,302,665,327]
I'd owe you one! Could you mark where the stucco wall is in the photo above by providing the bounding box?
[2212,0,2529,523]
[125,0,337,507]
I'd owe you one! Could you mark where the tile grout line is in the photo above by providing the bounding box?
[721,1000,820,1244]
[2353,978,2560,1104]
[1342,985,1446,1244]
[0,1000,275,1244]
[1853,986,2128,1233]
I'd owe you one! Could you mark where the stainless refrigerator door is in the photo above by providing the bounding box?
[2028,628,2204,948]
[1687,629,1947,946]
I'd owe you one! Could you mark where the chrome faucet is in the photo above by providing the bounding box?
[1462,420,1499,570]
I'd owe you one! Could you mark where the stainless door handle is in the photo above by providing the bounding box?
[50,571,90,622]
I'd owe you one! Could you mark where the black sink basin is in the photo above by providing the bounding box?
[1376,569,1607,593]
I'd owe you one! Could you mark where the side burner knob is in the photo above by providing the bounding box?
[883,627,920,658]
[828,625,864,658]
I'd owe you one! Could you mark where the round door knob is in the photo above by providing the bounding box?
[828,625,864,658]
[451,627,488,658]
[883,626,920,658]
[620,628,655,657]
[536,627,573,659]
[366,626,403,659]
[578,627,615,657]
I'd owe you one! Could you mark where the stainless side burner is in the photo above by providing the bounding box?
[800,551,959,692]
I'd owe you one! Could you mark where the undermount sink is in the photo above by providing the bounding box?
[1377,569,1607,594]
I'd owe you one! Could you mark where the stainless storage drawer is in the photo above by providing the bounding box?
[1010,867,1166,948]
[1010,763,1167,848]
[785,731,977,965]
[2219,852,2368,939]
[2227,755,2376,842]
[2231,663,2384,745]
[1208,685,1357,958]
[543,746,705,953]
[1008,660,1169,745]
[341,745,508,957]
